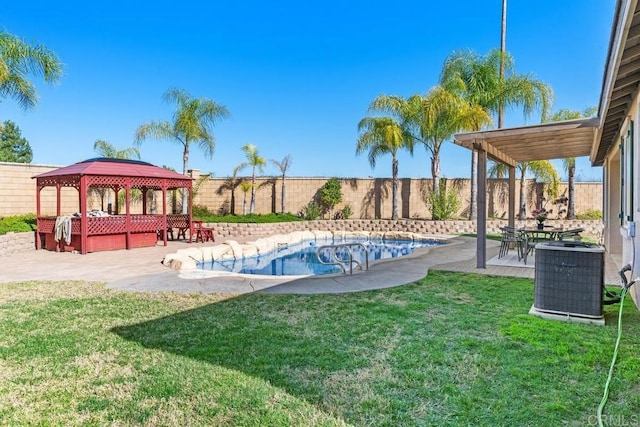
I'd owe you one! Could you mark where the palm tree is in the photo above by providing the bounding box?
[0,31,63,109]
[135,88,230,214]
[414,86,491,198]
[236,144,266,214]
[240,181,252,215]
[440,48,554,219]
[546,107,597,219]
[270,155,292,214]
[356,115,413,220]
[93,139,140,159]
[92,139,141,212]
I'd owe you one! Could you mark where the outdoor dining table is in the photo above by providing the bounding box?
[519,227,565,265]
[520,227,564,241]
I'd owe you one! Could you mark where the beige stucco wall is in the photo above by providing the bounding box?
[601,93,640,307]
[1,162,602,219]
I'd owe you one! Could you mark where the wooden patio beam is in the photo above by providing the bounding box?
[475,139,517,168]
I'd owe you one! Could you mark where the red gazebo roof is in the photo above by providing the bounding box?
[33,158,191,181]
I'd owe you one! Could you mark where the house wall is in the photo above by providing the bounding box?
[601,95,640,307]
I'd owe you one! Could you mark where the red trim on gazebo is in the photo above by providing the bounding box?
[33,158,193,254]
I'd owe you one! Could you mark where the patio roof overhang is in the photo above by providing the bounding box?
[592,0,640,166]
[453,117,599,270]
[453,117,599,168]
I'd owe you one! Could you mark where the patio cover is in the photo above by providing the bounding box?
[453,117,599,268]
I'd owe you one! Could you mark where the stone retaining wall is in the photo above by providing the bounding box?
[207,219,603,241]
[1,219,603,256]
[0,231,35,256]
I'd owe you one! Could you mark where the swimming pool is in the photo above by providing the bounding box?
[197,238,443,276]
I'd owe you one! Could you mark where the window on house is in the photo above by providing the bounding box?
[620,121,634,226]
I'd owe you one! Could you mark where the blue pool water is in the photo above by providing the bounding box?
[198,238,443,276]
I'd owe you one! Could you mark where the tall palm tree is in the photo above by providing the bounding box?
[135,88,230,213]
[546,107,597,219]
[0,31,63,109]
[363,95,420,219]
[440,48,554,219]
[356,116,413,220]
[270,154,292,214]
[237,144,266,214]
[93,139,140,159]
[414,86,491,198]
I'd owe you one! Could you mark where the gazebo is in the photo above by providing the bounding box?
[33,158,193,254]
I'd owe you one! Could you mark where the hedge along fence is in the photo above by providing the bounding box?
[1,220,602,257]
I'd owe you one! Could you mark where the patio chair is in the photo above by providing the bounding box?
[498,226,523,259]
[521,231,556,265]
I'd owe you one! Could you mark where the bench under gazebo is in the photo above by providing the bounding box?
[33,158,193,254]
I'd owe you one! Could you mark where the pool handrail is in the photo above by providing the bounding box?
[316,243,369,275]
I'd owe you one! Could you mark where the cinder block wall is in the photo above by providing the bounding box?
[0,162,78,216]
[0,162,603,219]
[194,173,603,220]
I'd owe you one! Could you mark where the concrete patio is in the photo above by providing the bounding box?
[0,235,623,294]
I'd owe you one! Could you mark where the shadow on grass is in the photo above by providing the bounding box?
[111,289,383,414]
[110,271,640,425]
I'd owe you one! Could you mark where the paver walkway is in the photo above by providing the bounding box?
[0,235,622,293]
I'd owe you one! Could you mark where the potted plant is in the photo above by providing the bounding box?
[533,208,548,230]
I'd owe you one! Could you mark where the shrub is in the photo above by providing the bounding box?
[427,180,460,220]
[0,214,37,235]
[576,209,603,220]
[192,204,214,218]
[320,178,342,219]
[340,205,353,220]
[300,201,322,220]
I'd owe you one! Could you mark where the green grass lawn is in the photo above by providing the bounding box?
[1,272,639,426]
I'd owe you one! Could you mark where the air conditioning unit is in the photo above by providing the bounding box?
[533,241,605,321]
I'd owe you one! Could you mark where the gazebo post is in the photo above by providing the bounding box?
[56,183,62,216]
[80,176,88,254]
[36,183,42,250]
[114,187,120,214]
[162,181,168,246]
[188,182,193,243]
[125,178,131,250]
[475,141,487,269]
[142,188,148,214]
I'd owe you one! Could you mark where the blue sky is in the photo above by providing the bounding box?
[3,1,613,181]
